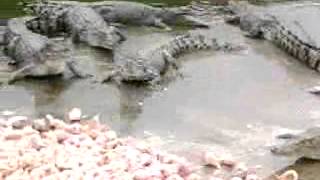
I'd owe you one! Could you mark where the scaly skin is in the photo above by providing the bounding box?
[271,126,320,160]
[64,5,124,49]
[3,17,67,82]
[226,1,320,72]
[24,1,124,50]
[22,0,209,29]
[104,32,237,83]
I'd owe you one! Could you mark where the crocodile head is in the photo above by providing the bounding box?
[17,41,68,78]
[77,26,124,50]
[239,12,277,39]
[271,127,320,160]
[157,8,209,28]
[227,1,277,38]
[116,56,160,82]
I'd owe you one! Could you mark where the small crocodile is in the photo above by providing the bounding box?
[225,1,320,72]
[3,17,67,82]
[271,126,320,160]
[24,1,124,50]
[22,0,210,29]
[103,32,237,83]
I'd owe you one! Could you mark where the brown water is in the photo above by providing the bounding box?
[1,1,320,179]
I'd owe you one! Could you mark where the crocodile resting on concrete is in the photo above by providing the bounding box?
[24,2,124,50]
[3,17,67,82]
[103,32,239,83]
[271,126,320,160]
[225,1,320,72]
[22,0,210,30]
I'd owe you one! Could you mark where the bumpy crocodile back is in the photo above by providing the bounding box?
[269,21,320,71]
[111,32,228,82]
[159,33,220,58]
[25,0,68,36]
[226,0,320,72]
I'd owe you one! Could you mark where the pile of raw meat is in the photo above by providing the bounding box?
[0,108,294,180]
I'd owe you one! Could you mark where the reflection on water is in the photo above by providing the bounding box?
[118,83,154,135]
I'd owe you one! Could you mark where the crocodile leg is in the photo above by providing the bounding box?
[162,49,185,81]
[7,64,35,84]
[163,49,180,70]
[153,18,172,31]
[65,60,92,79]
[148,73,162,87]
[101,69,122,85]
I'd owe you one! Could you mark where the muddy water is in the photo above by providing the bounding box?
[1,23,320,178]
[1,1,320,179]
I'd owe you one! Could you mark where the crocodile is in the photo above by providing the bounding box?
[2,17,67,82]
[225,1,320,72]
[0,26,6,45]
[271,126,320,160]
[24,2,124,50]
[0,19,8,26]
[102,32,238,83]
[22,0,210,29]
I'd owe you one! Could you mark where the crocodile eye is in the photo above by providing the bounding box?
[8,61,17,66]
[256,30,263,38]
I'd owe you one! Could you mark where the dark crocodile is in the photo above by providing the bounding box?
[103,32,238,83]
[0,26,6,45]
[22,0,210,29]
[271,126,320,160]
[225,1,320,72]
[0,19,8,26]
[25,2,124,50]
[89,1,210,28]
[3,17,67,82]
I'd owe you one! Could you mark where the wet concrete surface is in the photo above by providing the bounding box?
[1,1,320,179]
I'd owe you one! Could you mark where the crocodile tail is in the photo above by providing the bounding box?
[271,22,320,71]
[167,33,217,57]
